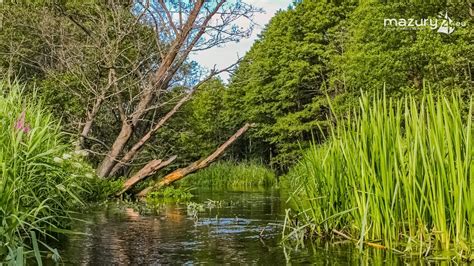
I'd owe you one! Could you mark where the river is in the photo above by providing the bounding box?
[49,189,411,265]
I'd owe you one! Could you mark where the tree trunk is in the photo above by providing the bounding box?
[136,123,253,197]
[109,92,194,176]
[96,122,133,177]
[117,155,177,196]
[108,61,234,177]
[96,2,204,178]
[76,96,103,150]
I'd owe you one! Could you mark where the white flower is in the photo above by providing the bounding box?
[62,153,72,160]
[74,150,89,157]
[53,157,63,163]
[85,173,93,178]
[73,162,82,168]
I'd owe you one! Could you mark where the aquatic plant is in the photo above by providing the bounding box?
[14,111,31,134]
[177,161,276,190]
[0,83,97,264]
[185,200,224,221]
[286,93,473,260]
[147,186,194,205]
[187,202,206,220]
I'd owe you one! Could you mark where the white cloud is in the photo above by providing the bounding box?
[190,0,292,82]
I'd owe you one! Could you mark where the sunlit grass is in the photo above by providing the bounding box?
[177,161,276,190]
[286,93,473,259]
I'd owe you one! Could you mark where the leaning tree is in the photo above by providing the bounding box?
[0,0,260,194]
[94,1,260,181]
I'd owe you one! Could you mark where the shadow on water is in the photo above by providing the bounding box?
[46,189,451,265]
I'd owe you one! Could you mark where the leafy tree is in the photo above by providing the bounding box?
[224,1,350,167]
[329,2,472,94]
[224,0,472,168]
[145,79,230,168]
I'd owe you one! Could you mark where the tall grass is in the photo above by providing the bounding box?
[0,83,97,263]
[178,161,276,190]
[287,93,473,258]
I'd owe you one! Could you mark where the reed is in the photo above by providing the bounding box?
[0,82,96,264]
[286,93,473,258]
[178,161,276,190]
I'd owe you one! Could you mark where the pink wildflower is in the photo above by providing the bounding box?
[15,111,31,134]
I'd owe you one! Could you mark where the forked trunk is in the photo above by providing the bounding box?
[109,93,192,176]
[76,95,105,150]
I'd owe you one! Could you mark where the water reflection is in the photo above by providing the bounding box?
[48,190,442,265]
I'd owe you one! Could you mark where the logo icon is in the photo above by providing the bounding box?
[437,12,455,34]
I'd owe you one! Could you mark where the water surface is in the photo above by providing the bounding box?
[52,190,409,265]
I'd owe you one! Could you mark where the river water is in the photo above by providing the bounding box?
[51,189,410,265]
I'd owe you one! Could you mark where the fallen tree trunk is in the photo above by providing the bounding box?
[117,155,177,196]
[136,123,253,197]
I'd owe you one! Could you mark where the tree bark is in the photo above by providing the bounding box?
[76,95,103,150]
[97,122,134,177]
[136,123,253,197]
[108,61,238,177]
[116,155,177,196]
[109,94,191,176]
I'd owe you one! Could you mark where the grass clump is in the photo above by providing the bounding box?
[177,161,276,190]
[0,83,99,263]
[147,186,193,204]
[286,93,473,259]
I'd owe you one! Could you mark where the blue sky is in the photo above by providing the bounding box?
[190,0,293,81]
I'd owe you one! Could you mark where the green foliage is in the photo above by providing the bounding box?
[0,2,162,149]
[177,161,277,190]
[147,79,232,166]
[224,1,472,168]
[146,186,193,205]
[286,93,473,257]
[329,2,472,93]
[225,1,350,167]
[0,82,101,263]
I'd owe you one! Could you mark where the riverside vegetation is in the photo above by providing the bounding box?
[0,83,119,264]
[177,161,276,190]
[0,0,472,264]
[285,93,473,260]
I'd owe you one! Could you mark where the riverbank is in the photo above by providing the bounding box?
[284,93,473,261]
[0,84,115,264]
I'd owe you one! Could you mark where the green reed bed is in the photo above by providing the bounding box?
[178,161,276,190]
[286,93,473,259]
[0,83,98,264]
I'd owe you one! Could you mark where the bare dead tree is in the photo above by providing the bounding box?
[16,4,162,151]
[1,1,260,190]
[117,155,177,196]
[96,0,260,178]
[108,61,239,176]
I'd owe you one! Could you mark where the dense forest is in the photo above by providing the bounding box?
[0,0,472,264]
[2,1,471,171]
